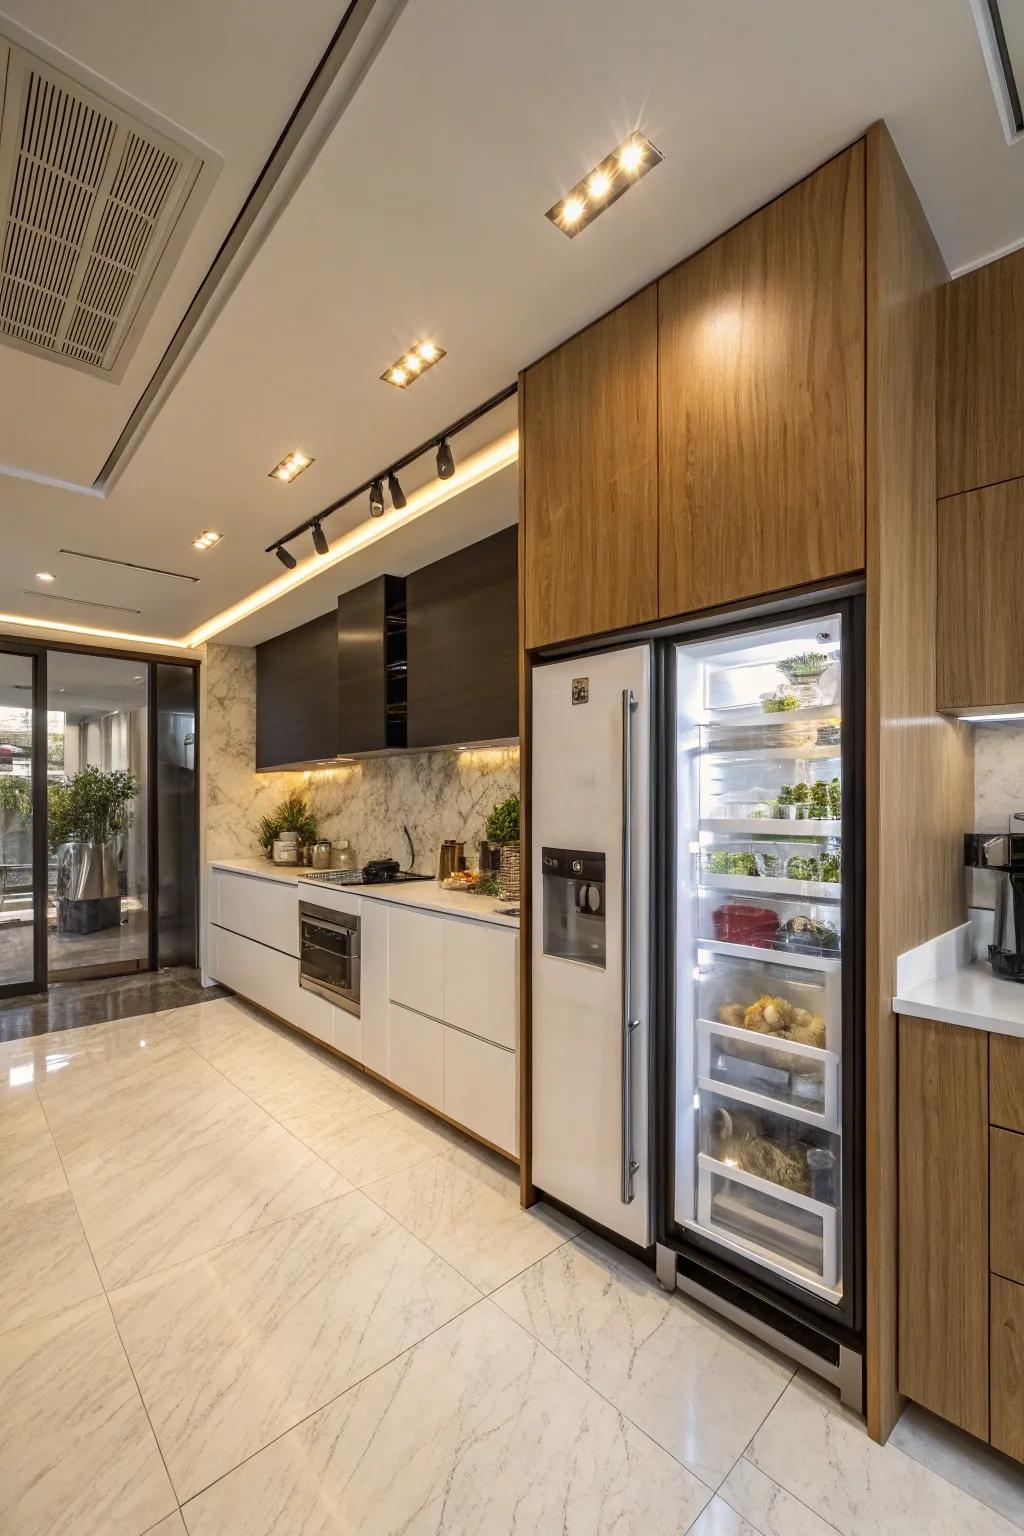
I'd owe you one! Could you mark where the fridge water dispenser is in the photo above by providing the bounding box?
[542,847,607,968]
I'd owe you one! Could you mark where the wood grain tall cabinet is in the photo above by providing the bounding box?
[516,121,973,1443]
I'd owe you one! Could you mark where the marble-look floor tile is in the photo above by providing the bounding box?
[890,1402,1024,1531]
[0,1295,176,1536]
[182,1300,711,1536]
[493,1231,791,1486]
[71,1119,354,1288]
[747,1372,1020,1535]
[143,1514,187,1536]
[719,1460,838,1535]
[284,1103,457,1187]
[0,1077,68,1210]
[111,1190,480,1502]
[366,1141,580,1293]
[0,1189,102,1335]
[688,1494,765,1535]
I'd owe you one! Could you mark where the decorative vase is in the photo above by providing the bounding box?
[55,840,121,933]
[498,843,520,902]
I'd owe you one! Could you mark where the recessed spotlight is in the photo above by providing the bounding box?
[546,132,663,239]
[191,530,222,551]
[35,571,55,582]
[269,451,313,484]
[382,341,446,389]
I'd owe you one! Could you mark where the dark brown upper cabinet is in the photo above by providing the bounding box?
[406,525,518,749]
[658,142,866,617]
[255,610,338,770]
[937,246,1024,500]
[521,287,658,649]
[336,575,407,755]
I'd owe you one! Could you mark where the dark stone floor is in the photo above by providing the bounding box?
[0,966,228,1043]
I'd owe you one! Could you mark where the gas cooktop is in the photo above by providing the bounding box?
[300,868,433,887]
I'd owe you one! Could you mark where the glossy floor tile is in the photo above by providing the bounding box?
[0,1075,68,1210]
[284,1101,459,1186]
[747,1372,1021,1535]
[110,1190,481,1501]
[493,1231,793,1487]
[0,1296,176,1536]
[367,1141,580,1293]
[69,1118,353,1287]
[0,1189,102,1335]
[181,1300,712,1536]
[890,1403,1024,1531]
[718,1458,840,1535]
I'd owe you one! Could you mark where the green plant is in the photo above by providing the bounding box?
[0,776,31,819]
[762,690,799,714]
[46,767,139,849]
[257,790,318,856]
[820,850,841,883]
[776,784,794,807]
[790,782,810,804]
[484,793,520,845]
[779,651,831,678]
[828,777,842,819]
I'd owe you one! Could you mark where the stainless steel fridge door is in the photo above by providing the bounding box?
[531,644,653,1246]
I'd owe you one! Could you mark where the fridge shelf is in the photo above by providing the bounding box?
[703,703,841,729]
[696,1016,840,1131]
[696,1152,841,1294]
[700,744,841,763]
[700,873,840,901]
[701,817,841,838]
[698,937,841,972]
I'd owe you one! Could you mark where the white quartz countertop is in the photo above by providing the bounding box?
[894,962,1024,1039]
[208,858,518,928]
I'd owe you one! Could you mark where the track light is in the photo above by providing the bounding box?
[387,471,407,510]
[436,438,455,479]
[369,478,385,517]
[311,520,329,556]
[275,544,297,569]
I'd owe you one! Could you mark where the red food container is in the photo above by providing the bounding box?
[711,903,780,947]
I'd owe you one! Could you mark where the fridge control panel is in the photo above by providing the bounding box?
[541,846,606,969]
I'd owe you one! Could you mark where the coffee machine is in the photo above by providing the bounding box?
[965,815,1024,981]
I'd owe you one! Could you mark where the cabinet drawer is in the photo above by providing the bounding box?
[992,1276,1024,1465]
[211,870,300,958]
[388,906,445,1020]
[387,1001,443,1112]
[209,924,335,1047]
[992,1034,1024,1134]
[992,1129,1024,1286]
[443,1027,516,1156]
[442,921,518,1049]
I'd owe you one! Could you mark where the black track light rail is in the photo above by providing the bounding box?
[266,382,518,555]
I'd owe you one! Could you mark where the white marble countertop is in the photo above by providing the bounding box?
[208,858,518,929]
[894,921,1024,1039]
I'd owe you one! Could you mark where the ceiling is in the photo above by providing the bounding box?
[0,0,1021,649]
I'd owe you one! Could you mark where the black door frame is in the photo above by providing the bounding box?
[0,639,47,998]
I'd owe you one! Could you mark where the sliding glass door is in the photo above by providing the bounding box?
[0,646,46,995]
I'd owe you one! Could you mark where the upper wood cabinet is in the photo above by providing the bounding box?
[658,143,866,617]
[937,480,1024,710]
[522,287,658,649]
[256,610,338,770]
[937,245,1024,499]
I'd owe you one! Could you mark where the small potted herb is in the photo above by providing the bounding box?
[257,790,318,863]
[778,652,833,686]
[484,793,520,901]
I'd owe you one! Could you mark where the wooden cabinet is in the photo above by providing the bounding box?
[898,1015,989,1439]
[992,1129,1024,1286]
[992,1276,1024,1463]
[256,610,337,769]
[521,287,658,648]
[406,526,517,748]
[992,1033,1024,1133]
[937,481,1024,711]
[337,575,406,754]
[658,144,866,617]
[937,245,1024,499]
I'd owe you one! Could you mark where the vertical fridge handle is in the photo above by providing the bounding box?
[621,687,640,1205]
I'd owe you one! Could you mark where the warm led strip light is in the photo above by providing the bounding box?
[0,611,189,648]
[184,428,519,648]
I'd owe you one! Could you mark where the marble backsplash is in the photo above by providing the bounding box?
[202,642,520,872]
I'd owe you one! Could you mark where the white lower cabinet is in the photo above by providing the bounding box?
[387,906,445,1019]
[443,1026,517,1155]
[442,919,517,1049]
[386,1001,444,1111]
[358,900,388,1077]
[209,869,301,957]
[210,924,336,1048]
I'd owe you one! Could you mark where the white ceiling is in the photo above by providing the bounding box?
[0,0,1021,648]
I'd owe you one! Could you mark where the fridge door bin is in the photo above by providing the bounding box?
[696,1153,841,1295]
[697,1017,840,1131]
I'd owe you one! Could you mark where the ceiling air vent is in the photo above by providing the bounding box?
[0,34,206,378]
[970,0,1024,145]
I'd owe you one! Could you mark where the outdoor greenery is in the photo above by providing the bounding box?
[257,789,319,856]
[484,792,520,845]
[46,767,139,849]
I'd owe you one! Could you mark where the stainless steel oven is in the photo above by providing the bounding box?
[299,901,360,1015]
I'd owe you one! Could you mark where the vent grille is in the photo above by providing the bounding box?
[0,37,204,376]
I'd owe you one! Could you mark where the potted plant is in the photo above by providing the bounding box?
[0,775,32,882]
[48,767,139,934]
[257,789,318,862]
[485,792,520,901]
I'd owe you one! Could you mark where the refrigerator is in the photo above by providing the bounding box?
[531,597,863,1385]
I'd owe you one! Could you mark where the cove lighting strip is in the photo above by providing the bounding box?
[0,611,190,648]
[184,428,519,648]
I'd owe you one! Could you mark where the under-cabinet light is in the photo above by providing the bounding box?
[546,132,663,238]
[957,711,1024,722]
[381,340,446,389]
